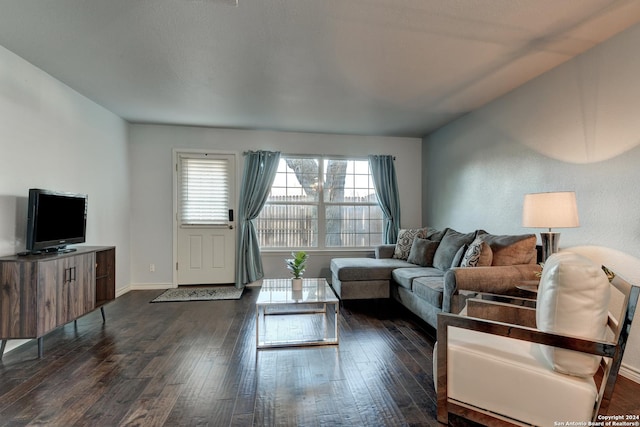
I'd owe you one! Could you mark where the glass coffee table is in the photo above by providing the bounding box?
[256,278,339,349]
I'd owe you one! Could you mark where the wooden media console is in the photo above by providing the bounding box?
[0,246,115,358]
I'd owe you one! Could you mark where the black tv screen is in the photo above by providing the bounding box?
[26,189,88,252]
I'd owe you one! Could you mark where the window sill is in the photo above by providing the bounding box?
[260,248,376,255]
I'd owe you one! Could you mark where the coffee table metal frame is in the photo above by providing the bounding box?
[256,278,339,349]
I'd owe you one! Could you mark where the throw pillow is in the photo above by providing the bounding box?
[425,227,448,242]
[407,238,440,267]
[460,237,493,267]
[536,252,611,378]
[393,228,427,260]
[476,232,537,266]
[432,228,476,270]
[450,244,468,268]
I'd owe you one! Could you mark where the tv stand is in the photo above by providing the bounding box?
[43,246,77,254]
[16,246,78,256]
[52,247,76,254]
[0,246,115,359]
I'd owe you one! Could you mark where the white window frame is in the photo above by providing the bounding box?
[257,154,383,250]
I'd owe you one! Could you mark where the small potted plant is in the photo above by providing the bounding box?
[286,250,308,290]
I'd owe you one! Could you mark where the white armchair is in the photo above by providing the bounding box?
[435,246,640,426]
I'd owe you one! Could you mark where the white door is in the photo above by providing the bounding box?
[176,152,236,285]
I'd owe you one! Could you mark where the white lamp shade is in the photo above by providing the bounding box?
[522,191,579,228]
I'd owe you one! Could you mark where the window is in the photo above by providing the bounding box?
[178,154,230,226]
[256,156,383,249]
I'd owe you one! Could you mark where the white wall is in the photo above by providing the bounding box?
[423,23,640,381]
[129,124,422,287]
[0,45,131,352]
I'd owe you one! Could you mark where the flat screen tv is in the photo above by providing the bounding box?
[26,188,88,253]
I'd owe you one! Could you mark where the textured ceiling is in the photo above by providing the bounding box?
[1,0,640,137]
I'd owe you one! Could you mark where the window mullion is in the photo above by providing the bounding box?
[317,157,326,250]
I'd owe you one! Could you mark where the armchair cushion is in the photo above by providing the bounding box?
[537,252,611,377]
[440,327,598,426]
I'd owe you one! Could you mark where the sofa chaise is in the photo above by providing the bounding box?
[330,227,541,328]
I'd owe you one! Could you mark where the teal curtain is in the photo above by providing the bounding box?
[368,155,401,244]
[236,150,281,287]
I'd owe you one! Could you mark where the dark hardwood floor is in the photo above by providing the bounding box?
[0,287,638,426]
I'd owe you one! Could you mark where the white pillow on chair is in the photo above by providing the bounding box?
[536,252,611,377]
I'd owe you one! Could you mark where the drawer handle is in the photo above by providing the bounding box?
[64,267,77,283]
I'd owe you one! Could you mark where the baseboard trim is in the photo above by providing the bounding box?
[115,286,131,298]
[620,364,640,384]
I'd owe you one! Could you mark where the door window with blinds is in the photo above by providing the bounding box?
[178,154,232,227]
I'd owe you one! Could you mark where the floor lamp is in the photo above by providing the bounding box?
[522,191,580,261]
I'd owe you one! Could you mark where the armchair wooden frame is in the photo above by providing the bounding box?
[436,275,639,426]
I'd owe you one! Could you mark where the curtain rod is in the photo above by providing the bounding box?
[243,151,395,160]
[242,150,279,155]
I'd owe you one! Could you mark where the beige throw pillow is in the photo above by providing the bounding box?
[476,232,537,266]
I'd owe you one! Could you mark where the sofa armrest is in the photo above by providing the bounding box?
[442,264,541,312]
[376,244,396,259]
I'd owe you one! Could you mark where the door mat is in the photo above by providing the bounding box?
[151,286,243,303]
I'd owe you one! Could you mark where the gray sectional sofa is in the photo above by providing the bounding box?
[330,227,541,329]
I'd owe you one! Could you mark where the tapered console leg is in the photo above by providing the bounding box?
[0,340,6,360]
[101,306,106,323]
[38,337,43,358]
